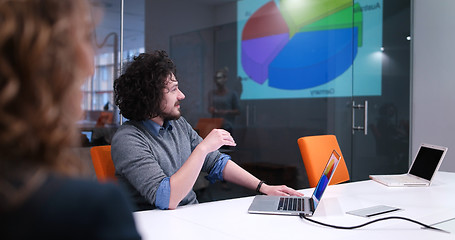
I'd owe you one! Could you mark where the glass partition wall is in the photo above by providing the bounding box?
[91,0,410,201]
[79,0,144,146]
[86,0,145,112]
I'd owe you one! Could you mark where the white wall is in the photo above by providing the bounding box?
[412,0,455,172]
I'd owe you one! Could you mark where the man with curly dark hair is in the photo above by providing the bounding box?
[112,50,303,211]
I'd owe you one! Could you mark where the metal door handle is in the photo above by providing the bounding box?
[352,100,368,135]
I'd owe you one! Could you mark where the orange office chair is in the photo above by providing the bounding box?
[297,135,350,187]
[90,145,117,182]
[194,118,224,139]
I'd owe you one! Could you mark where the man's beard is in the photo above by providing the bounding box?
[160,109,181,121]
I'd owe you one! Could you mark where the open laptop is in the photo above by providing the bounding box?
[369,143,448,187]
[248,150,342,217]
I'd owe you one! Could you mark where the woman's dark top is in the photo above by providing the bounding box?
[0,174,142,240]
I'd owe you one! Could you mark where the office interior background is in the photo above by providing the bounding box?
[79,0,455,200]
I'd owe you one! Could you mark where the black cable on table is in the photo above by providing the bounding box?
[299,214,449,233]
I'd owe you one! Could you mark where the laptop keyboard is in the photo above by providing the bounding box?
[278,197,304,211]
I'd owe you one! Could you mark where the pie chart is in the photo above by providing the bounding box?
[241,0,363,90]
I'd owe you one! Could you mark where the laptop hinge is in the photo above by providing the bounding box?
[309,198,315,213]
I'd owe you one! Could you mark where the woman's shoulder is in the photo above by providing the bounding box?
[46,174,131,209]
[1,174,140,240]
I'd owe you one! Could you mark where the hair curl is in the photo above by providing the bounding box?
[0,0,92,176]
[114,50,177,121]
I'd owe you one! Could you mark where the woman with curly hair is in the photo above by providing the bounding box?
[0,0,140,239]
[112,50,303,211]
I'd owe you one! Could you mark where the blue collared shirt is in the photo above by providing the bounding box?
[141,119,229,209]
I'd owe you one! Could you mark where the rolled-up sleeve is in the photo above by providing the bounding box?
[205,154,230,184]
[155,177,171,209]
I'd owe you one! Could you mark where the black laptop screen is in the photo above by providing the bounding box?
[409,146,444,181]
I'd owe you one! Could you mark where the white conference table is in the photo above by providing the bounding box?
[134,172,455,240]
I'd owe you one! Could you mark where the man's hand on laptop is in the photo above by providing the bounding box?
[260,184,304,197]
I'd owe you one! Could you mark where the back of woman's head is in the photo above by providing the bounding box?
[0,0,93,174]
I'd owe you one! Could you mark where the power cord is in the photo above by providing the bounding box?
[299,214,449,233]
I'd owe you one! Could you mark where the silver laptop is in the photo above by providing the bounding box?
[369,143,448,187]
[248,150,342,216]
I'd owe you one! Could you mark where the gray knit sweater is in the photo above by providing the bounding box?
[111,117,222,211]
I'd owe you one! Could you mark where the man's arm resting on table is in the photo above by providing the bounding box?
[222,160,303,196]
